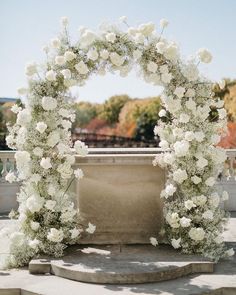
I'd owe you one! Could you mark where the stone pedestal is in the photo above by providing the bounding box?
[75,149,165,244]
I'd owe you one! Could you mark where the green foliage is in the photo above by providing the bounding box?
[100,94,131,124]
[74,102,98,128]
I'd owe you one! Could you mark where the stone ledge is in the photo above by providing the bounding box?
[29,245,214,284]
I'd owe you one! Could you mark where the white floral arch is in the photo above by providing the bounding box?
[5,16,233,267]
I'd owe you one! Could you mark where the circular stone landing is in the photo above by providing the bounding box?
[29,245,214,284]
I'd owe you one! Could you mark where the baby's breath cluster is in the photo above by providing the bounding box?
[4,16,233,266]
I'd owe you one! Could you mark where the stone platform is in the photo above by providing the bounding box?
[29,244,214,284]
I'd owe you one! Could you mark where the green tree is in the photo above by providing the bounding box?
[100,94,131,125]
[74,101,98,128]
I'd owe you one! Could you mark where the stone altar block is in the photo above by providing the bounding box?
[75,148,165,244]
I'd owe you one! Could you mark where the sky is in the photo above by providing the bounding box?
[1,0,236,103]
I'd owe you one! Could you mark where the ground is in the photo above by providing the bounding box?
[0,213,235,295]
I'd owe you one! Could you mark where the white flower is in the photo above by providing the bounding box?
[215,236,224,244]
[156,41,166,53]
[165,184,176,197]
[195,131,205,142]
[15,151,31,166]
[30,221,40,231]
[179,113,190,123]
[40,157,52,170]
[186,98,196,111]
[133,49,142,60]
[57,162,73,179]
[25,63,37,76]
[33,147,43,157]
[171,238,181,249]
[218,108,227,119]
[26,195,44,213]
[160,19,169,29]
[222,191,229,201]
[119,16,127,23]
[51,38,61,48]
[173,169,187,184]
[161,73,172,84]
[47,131,60,147]
[180,217,191,227]
[173,140,189,157]
[110,52,124,67]
[61,16,68,26]
[70,228,81,239]
[55,55,65,65]
[87,48,98,61]
[48,184,56,196]
[10,232,25,246]
[45,200,56,211]
[185,88,195,97]
[5,172,16,183]
[189,227,205,241]
[74,168,84,179]
[159,140,169,150]
[80,30,97,47]
[165,43,179,61]
[36,122,47,134]
[185,131,195,141]
[106,32,116,43]
[127,27,137,36]
[159,109,166,117]
[100,49,109,60]
[193,195,207,206]
[61,69,71,79]
[182,63,199,81]
[205,177,215,187]
[29,239,40,250]
[150,237,158,246]
[64,51,77,61]
[225,248,235,257]
[59,108,71,118]
[74,140,88,156]
[218,79,226,90]
[166,212,180,228]
[138,22,155,37]
[197,48,212,63]
[46,70,57,81]
[174,87,185,98]
[147,61,157,73]
[42,96,57,111]
[30,174,41,184]
[196,157,208,169]
[17,87,28,96]
[163,153,175,165]
[75,61,89,75]
[203,210,214,220]
[86,223,96,234]
[47,228,64,243]
[209,192,220,208]
[184,200,196,210]
[17,109,32,126]
[11,104,22,113]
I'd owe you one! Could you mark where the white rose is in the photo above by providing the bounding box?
[160,18,169,29]
[64,51,77,61]
[193,195,207,206]
[61,69,72,79]
[180,217,191,227]
[159,140,169,150]
[185,88,196,97]
[173,140,189,157]
[161,73,172,84]
[138,22,155,36]
[110,52,124,67]
[36,122,47,134]
[156,41,166,53]
[163,153,175,165]
[42,96,57,111]
[26,195,44,213]
[74,140,88,156]
[184,200,196,210]
[55,55,65,65]
[185,131,195,141]
[87,48,98,61]
[74,168,84,179]
[166,212,180,228]
[159,109,166,117]
[218,108,227,119]
[70,228,81,239]
[11,104,22,113]
[86,222,96,234]
[133,49,142,60]
[45,200,56,211]
[225,248,235,257]
[205,177,215,187]
[29,239,40,250]
[195,131,205,142]
[171,238,181,249]
[174,86,185,98]
[48,184,56,196]
[127,27,137,36]
[147,61,157,73]
[5,172,16,183]
[179,113,190,123]
[46,70,57,81]
[75,61,89,75]
[15,151,31,166]
[40,157,52,170]
[218,79,226,90]
[164,43,179,61]
[197,48,212,63]
[47,131,60,147]
[215,236,224,244]
[30,221,40,231]
[106,32,116,43]
[51,38,61,48]
[17,109,32,126]
[100,49,109,60]
[182,63,199,81]
[80,30,97,47]
[134,33,145,44]
[150,237,158,247]
[173,169,187,184]
[25,63,37,76]
[196,157,208,169]
[57,162,73,179]
[189,227,205,241]
[33,147,43,157]
[165,184,176,197]
[202,210,214,220]
[47,228,64,243]
[209,192,220,208]
[186,98,196,111]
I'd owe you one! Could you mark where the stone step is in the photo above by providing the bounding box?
[29,244,214,284]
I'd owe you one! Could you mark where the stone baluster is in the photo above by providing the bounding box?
[0,151,16,182]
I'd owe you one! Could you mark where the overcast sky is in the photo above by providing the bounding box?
[1,0,236,102]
